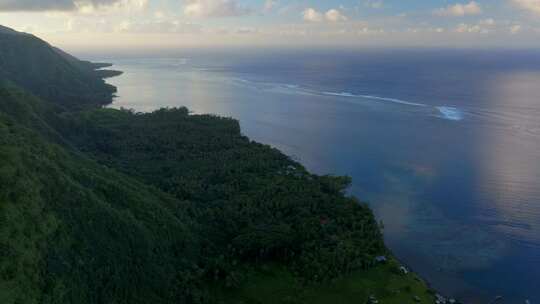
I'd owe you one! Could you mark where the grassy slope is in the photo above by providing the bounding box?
[217,260,435,304]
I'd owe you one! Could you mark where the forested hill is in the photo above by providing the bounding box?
[0,25,118,108]
[0,28,435,304]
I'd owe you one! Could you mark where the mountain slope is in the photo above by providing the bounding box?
[0,26,116,108]
[0,86,206,304]
[0,25,24,35]
[0,83,391,304]
[0,28,436,304]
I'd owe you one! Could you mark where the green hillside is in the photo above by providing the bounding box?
[0,86,204,304]
[0,27,117,108]
[0,27,435,304]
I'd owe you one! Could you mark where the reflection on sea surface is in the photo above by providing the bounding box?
[371,71,540,301]
[477,72,540,245]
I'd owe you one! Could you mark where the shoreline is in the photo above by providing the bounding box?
[93,62,124,79]
[99,60,454,304]
[387,250,460,304]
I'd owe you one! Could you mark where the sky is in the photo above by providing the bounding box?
[1,0,540,50]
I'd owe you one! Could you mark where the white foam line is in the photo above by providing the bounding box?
[319,92,466,121]
[357,94,426,107]
[323,91,357,98]
[436,106,464,121]
[230,77,464,121]
[322,91,426,107]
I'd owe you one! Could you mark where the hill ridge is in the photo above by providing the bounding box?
[0,25,117,108]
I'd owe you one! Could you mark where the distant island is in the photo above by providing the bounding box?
[0,25,442,304]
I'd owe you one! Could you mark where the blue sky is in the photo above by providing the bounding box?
[0,0,539,49]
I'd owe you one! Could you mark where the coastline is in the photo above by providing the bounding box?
[92,62,124,79]
[388,251,460,304]
[6,22,539,304]
[100,61,451,304]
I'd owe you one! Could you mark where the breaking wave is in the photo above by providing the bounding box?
[436,106,464,121]
[228,77,465,121]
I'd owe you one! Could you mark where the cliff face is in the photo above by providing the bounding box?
[0,25,116,108]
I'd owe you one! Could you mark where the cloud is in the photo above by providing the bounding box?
[325,9,348,22]
[510,24,522,34]
[434,1,482,17]
[302,8,323,22]
[61,14,203,34]
[453,19,499,34]
[455,23,482,33]
[303,8,347,23]
[184,0,250,18]
[115,20,203,34]
[479,18,496,25]
[0,0,146,11]
[64,16,112,32]
[512,0,540,15]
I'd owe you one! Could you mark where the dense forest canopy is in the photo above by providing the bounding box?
[0,25,433,304]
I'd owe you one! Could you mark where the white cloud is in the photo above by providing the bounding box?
[455,23,481,33]
[510,24,522,34]
[78,0,146,14]
[512,0,540,15]
[115,20,202,34]
[325,9,348,22]
[454,20,497,34]
[302,8,323,22]
[435,1,482,17]
[64,16,112,32]
[184,0,249,18]
[303,7,347,23]
[479,18,496,25]
[62,15,203,34]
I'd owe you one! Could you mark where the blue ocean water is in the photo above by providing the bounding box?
[91,49,540,303]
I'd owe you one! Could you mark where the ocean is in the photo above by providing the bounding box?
[87,48,540,303]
